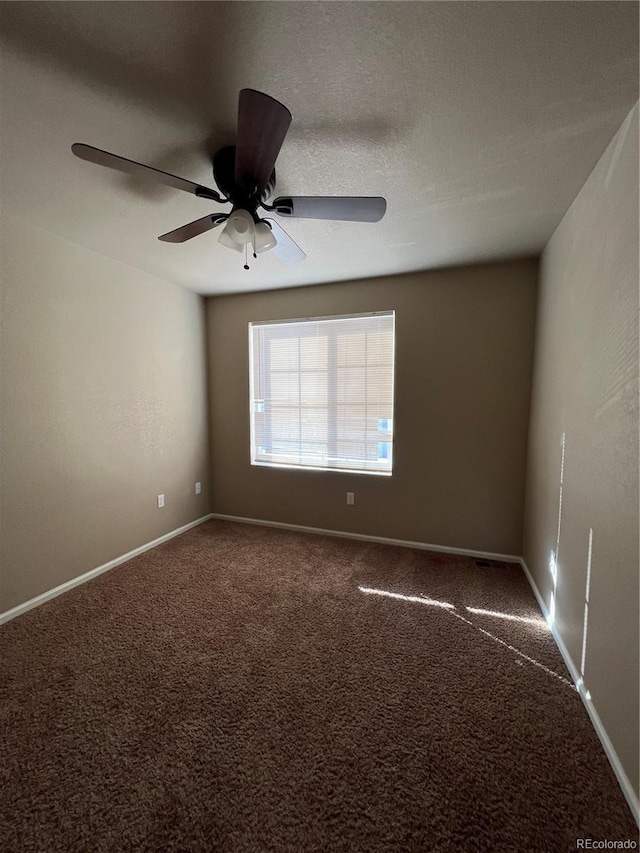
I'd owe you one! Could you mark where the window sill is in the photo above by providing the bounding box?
[250,461,393,477]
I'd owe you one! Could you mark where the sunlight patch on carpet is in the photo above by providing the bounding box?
[465,606,548,628]
[358,586,455,609]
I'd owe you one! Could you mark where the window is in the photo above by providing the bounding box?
[249,312,395,475]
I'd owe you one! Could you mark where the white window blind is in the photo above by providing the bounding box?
[249,311,395,475]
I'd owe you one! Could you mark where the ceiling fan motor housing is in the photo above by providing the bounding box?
[213,146,276,210]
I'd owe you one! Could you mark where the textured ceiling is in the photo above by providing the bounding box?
[0,1,638,295]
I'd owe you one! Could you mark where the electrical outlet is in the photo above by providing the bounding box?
[157,494,165,508]
[346,492,355,506]
[195,482,202,495]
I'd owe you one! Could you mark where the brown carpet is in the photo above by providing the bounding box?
[0,520,636,852]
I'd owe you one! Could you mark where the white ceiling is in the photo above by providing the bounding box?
[0,1,637,295]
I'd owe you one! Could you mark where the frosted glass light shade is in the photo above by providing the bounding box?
[218,229,243,252]
[220,209,255,246]
[253,221,277,254]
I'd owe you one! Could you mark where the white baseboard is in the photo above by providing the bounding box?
[209,512,522,563]
[0,514,214,627]
[519,556,639,825]
[1,511,515,625]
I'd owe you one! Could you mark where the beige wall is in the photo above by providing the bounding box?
[523,105,639,800]
[0,215,211,613]
[207,259,537,555]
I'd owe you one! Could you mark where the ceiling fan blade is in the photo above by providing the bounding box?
[71,143,223,201]
[264,219,306,264]
[234,89,292,193]
[158,213,228,243]
[271,196,387,222]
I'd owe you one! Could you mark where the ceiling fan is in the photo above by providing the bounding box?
[71,89,387,268]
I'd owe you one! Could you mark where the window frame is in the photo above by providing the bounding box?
[248,311,396,477]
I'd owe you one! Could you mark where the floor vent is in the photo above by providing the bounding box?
[474,559,511,569]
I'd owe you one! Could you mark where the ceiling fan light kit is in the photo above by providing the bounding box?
[72,88,387,270]
[218,209,278,268]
